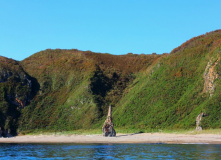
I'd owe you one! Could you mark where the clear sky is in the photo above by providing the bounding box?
[0,0,221,61]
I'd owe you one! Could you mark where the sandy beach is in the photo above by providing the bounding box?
[0,133,220,144]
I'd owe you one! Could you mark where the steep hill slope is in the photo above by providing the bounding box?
[0,56,38,135]
[113,30,221,131]
[18,49,160,132]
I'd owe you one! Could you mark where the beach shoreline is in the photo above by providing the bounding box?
[0,133,220,144]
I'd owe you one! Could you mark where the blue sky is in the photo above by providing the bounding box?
[0,0,221,61]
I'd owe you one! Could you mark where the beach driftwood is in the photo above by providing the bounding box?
[102,105,116,137]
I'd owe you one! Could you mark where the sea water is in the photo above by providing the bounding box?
[0,143,220,159]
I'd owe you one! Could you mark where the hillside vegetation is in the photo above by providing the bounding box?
[0,30,221,135]
[19,49,160,133]
[114,30,221,131]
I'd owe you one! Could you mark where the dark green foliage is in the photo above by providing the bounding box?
[0,57,38,135]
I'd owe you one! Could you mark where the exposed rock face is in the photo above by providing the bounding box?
[196,113,205,131]
[10,73,34,108]
[0,56,40,136]
[0,62,38,108]
[102,105,116,137]
[203,57,220,96]
[0,70,13,82]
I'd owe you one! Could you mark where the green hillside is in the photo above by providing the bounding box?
[18,49,160,133]
[0,30,221,135]
[114,30,221,131]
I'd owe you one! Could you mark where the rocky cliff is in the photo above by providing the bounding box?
[0,56,39,135]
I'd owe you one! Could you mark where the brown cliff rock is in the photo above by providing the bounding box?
[102,105,116,137]
[203,57,220,96]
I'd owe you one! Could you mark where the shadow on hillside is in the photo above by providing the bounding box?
[29,76,40,101]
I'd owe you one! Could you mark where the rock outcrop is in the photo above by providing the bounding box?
[0,57,36,108]
[196,113,205,131]
[0,56,40,136]
[102,105,116,137]
[203,57,220,96]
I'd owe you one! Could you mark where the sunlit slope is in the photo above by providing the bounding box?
[113,30,221,130]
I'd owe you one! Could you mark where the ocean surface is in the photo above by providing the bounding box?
[0,143,220,159]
